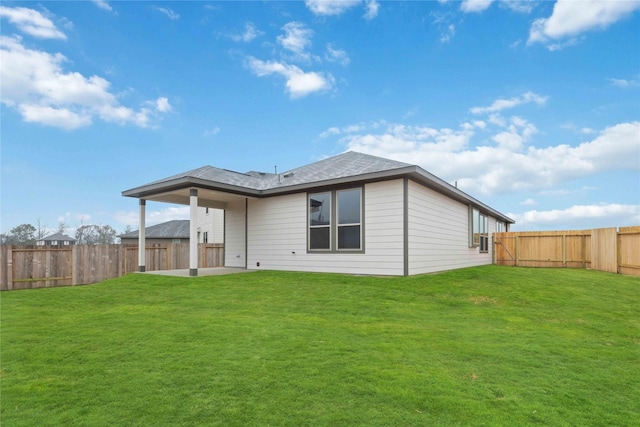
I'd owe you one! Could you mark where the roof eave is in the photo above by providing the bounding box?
[122,176,262,199]
[408,168,514,224]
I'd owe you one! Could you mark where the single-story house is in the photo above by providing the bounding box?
[119,220,190,245]
[119,211,224,245]
[36,232,77,246]
[122,151,513,276]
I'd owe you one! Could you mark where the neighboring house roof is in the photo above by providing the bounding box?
[123,151,514,223]
[118,220,190,239]
[38,233,76,242]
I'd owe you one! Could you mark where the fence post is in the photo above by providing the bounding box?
[7,246,13,291]
[562,234,566,267]
[515,236,519,267]
[617,228,621,274]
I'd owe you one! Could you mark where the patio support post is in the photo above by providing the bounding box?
[138,199,146,272]
[189,189,198,276]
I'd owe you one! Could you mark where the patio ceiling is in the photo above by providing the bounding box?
[140,187,251,209]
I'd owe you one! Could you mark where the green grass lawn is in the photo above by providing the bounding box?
[1,266,639,426]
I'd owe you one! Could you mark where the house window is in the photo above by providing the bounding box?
[479,214,488,252]
[337,189,362,250]
[496,221,506,233]
[309,192,331,250]
[309,188,363,252]
[202,232,208,244]
[470,207,489,252]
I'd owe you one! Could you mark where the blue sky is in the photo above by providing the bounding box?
[1,0,639,235]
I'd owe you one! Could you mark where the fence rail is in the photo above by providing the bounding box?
[0,243,224,291]
[494,226,640,276]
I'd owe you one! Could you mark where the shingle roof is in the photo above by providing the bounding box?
[140,152,411,191]
[122,151,514,223]
[118,220,190,239]
[38,233,76,242]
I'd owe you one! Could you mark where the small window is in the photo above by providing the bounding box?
[202,232,208,244]
[479,214,488,252]
[309,192,331,250]
[470,207,489,252]
[337,188,362,250]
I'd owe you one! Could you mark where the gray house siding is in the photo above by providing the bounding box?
[407,180,493,275]
[245,180,405,276]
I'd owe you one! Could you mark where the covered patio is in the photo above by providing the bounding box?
[123,168,263,276]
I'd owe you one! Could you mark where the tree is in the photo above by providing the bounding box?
[5,224,37,245]
[57,221,69,235]
[36,218,49,240]
[97,224,117,244]
[75,224,117,244]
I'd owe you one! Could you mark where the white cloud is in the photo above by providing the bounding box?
[0,35,171,129]
[155,97,172,113]
[230,22,263,43]
[0,6,67,39]
[500,0,534,13]
[153,6,180,20]
[319,126,341,138]
[325,44,350,66]
[509,204,640,230]
[364,0,380,19]
[58,212,92,224]
[92,0,113,12]
[278,22,314,62]
[440,24,456,43]
[470,91,548,114]
[19,104,91,129]
[460,0,494,13]
[305,0,363,16]
[608,77,640,89]
[329,120,640,196]
[528,0,640,48]
[203,126,220,137]
[431,11,457,43]
[520,198,538,206]
[245,56,334,98]
[491,116,537,150]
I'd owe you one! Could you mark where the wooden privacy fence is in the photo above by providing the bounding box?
[0,243,224,291]
[494,226,640,276]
